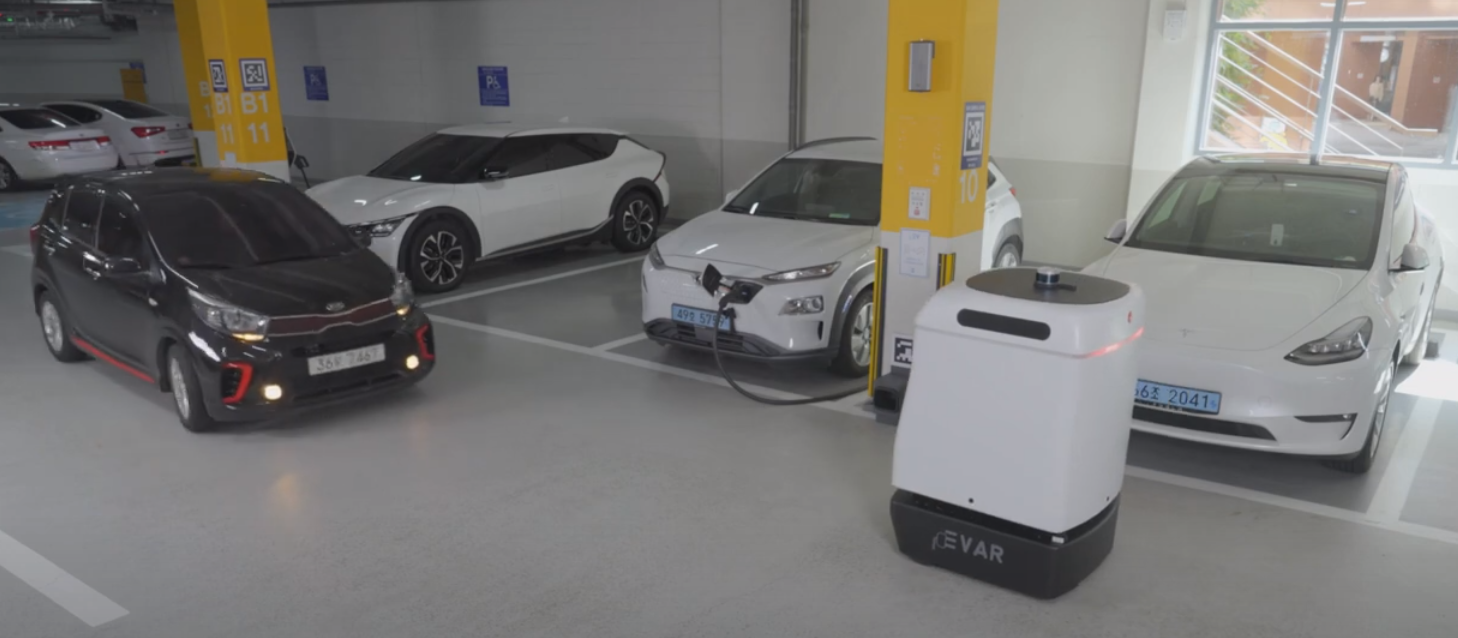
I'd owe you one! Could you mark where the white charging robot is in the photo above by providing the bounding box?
[890,267,1144,599]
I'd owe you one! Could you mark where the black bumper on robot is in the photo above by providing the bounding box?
[889,490,1119,600]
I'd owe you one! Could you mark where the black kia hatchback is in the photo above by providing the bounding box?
[30,168,436,432]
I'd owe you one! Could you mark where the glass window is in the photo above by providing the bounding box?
[1205,30,1331,153]
[45,104,103,123]
[724,158,882,226]
[369,134,501,183]
[1345,2,1458,21]
[0,109,80,130]
[1323,29,1458,160]
[547,135,599,169]
[575,134,620,160]
[81,99,169,119]
[97,196,146,261]
[62,187,103,242]
[141,183,356,270]
[1126,169,1385,270]
[490,137,552,178]
[1220,0,1334,22]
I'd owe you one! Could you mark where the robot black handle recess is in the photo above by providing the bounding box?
[697,264,864,406]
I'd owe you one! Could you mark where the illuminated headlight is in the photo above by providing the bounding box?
[781,296,825,315]
[189,289,269,340]
[765,262,840,282]
[1286,317,1372,366]
[358,215,412,238]
[647,243,665,269]
[390,274,414,316]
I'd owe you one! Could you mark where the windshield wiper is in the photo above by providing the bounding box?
[255,254,325,266]
[723,204,749,213]
[177,263,237,270]
[1251,256,1321,267]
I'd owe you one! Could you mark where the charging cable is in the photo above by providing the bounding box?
[709,297,865,406]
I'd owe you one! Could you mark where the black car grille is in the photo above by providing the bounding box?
[1132,406,1277,441]
[221,366,245,399]
[270,299,395,336]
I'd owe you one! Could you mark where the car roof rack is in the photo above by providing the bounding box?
[794,136,877,151]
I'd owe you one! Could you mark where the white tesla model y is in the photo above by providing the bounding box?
[309,125,670,292]
[1087,154,1443,473]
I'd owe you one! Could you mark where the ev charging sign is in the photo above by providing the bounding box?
[961,101,986,170]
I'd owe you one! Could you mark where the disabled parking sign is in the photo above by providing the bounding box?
[478,66,510,107]
[304,65,329,101]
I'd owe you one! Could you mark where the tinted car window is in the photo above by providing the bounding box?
[98,196,146,261]
[725,158,882,226]
[0,109,80,130]
[490,137,552,178]
[369,134,502,183]
[83,99,169,119]
[576,134,619,160]
[46,104,103,124]
[548,135,597,170]
[1126,170,1384,270]
[62,187,103,242]
[142,182,356,269]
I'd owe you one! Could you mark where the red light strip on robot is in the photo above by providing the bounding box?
[1081,327,1144,359]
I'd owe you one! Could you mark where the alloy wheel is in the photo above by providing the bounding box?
[419,231,467,286]
[850,301,874,368]
[170,357,190,419]
[40,301,63,353]
[623,200,655,247]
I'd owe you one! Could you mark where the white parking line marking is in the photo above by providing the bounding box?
[1368,395,1444,523]
[0,528,127,627]
[421,257,642,309]
[430,316,870,419]
[434,314,1458,549]
[592,333,650,351]
[1,245,31,259]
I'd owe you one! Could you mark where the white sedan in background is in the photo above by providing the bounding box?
[0,107,117,192]
[309,125,670,292]
[642,137,1026,377]
[42,99,193,168]
[1088,154,1443,474]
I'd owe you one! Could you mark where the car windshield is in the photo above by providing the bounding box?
[1125,170,1385,270]
[0,109,80,130]
[142,182,357,269]
[724,158,881,226]
[368,133,501,183]
[83,99,170,119]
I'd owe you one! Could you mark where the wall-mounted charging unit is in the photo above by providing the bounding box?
[909,41,934,92]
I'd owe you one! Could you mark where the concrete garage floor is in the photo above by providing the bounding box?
[1,201,1458,636]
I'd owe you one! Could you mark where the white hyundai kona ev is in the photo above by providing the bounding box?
[1087,154,1443,474]
[42,99,194,168]
[642,137,1025,377]
[308,125,670,292]
[0,107,118,192]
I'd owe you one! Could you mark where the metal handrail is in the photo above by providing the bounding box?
[1209,100,1298,152]
[1241,32,1432,134]
[1216,51,1390,154]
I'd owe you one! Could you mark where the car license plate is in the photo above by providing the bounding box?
[71,140,99,151]
[167,129,188,140]
[1135,379,1222,415]
[307,344,385,376]
[671,304,731,331]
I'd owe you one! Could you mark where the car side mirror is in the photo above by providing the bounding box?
[482,167,510,181]
[1395,243,1430,272]
[104,256,144,276]
[723,189,741,205]
[1104,219,1128,244]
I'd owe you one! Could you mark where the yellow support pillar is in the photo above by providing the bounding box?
[870,0,999,391]
[174,0,288,180]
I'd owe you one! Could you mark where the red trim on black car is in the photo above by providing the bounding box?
[72,337,155,383]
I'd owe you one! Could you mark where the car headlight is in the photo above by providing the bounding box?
[390,274,414,316]
[647,243,665,269]
[1286,317,1372,366]
[358,215,413,238]
[189,289,269,341]
[764,262,840,282]
[780,296,824,315]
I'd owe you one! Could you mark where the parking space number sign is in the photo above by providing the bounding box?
[209,59,228,93]
[962,102,985,170]
[239,58,271,92]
